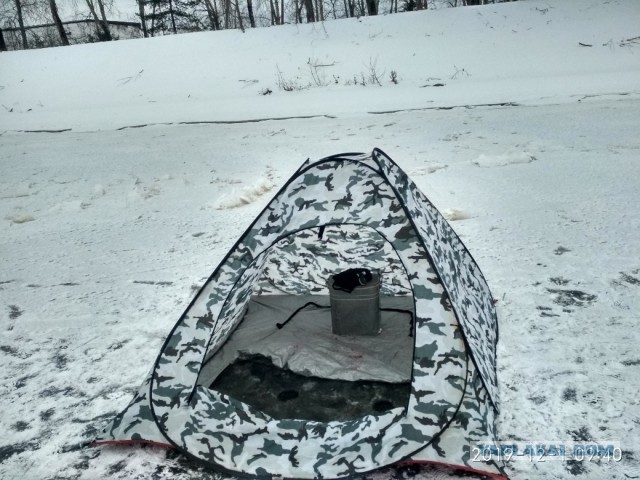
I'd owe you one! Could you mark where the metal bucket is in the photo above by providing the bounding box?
[328,271,381,336]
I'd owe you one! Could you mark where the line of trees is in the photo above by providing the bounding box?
[132,0,384,35]
[133,0,514,36]
[0,0,515,51]
[0,0,117,50]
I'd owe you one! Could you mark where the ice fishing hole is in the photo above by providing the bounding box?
[278,389,299,401]
[372,399,394,412]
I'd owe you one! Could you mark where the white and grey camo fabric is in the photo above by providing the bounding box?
[96,149,503,480]
[257,226,413,297]
[371,149,499,410]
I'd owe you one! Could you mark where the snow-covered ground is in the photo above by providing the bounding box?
[2,0,639,133]
[1,1,640,479]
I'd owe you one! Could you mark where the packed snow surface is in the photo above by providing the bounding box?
[1,0,640,479]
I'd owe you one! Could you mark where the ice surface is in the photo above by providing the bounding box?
[1,1,639,479]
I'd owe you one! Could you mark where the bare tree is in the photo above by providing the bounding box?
[347,0,355,17]
[365,0,377,15]
[294,0,302,23]
[269,0,279,25]
[303,0,314,22]
[168,0,177,32]
[149,0,156,34]
[246,0,255,27]
[136,0,148,36]
[48,0,69,45]
[327,0,337,18]
[13,0,29,48]
[233,0,243,30]
[0,26,7,51]
[85,0,112,40]
[96,0,109,24]
[223,0,230,28]
[203,0,220,29]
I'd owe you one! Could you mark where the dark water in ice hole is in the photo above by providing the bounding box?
[210,355,411,422]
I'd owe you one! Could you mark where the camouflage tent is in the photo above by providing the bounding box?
[96,149,506,479]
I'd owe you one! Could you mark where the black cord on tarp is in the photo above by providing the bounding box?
[275,302,414,336]
[276,302,329,329]
[380,308,414,337]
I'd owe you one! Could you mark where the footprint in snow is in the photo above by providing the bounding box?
[409,164,448,176]
[547,288,597,308]
[611,270,640,287]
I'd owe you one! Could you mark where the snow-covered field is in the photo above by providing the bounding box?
[1,1,640,479]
